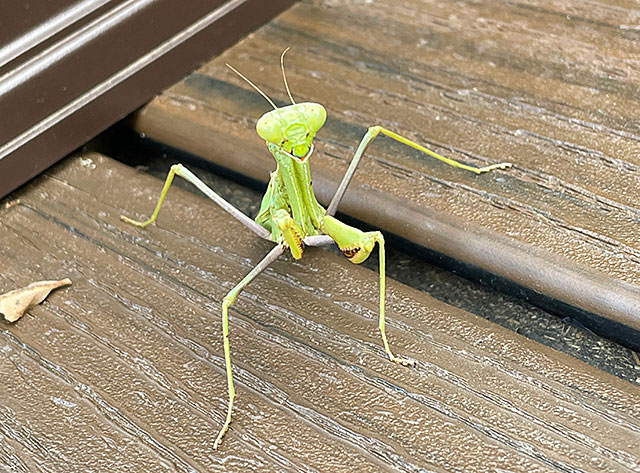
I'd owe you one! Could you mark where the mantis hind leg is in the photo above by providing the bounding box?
[321,215,414,366]
[327,125,512,216]
[372,232,413,367]
[215,244,285,449]
[121,163,271,240]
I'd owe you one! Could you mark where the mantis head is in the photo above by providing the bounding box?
[256,103,326,162]
[227,48,326,162]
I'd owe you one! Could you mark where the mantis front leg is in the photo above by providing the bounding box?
[321,215,413,366]
[327,126,512,216]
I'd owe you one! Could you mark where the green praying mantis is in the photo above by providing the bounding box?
[120,49,512,449]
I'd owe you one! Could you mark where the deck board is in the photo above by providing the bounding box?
[130,0,640,346]
[1,153,639,472]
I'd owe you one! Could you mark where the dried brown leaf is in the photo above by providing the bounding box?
[0,279,72,322]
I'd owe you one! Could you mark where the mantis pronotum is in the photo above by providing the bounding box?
[121,49,512,448]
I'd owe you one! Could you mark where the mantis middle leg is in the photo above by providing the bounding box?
[121,163,272,241]
[326,126,512,216]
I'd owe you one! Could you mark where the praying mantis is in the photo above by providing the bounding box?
[120,49,512,449]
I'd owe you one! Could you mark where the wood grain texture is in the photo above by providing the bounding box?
[130,0,640,345]
[1,153,639,471]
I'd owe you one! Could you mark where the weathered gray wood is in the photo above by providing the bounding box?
[130,0,640,347]
[1,153,639,472]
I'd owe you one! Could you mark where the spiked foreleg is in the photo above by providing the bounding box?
[321,215,413,366]
[272,209,305,259]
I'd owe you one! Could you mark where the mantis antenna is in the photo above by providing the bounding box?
[280,47,296,105]
[225,63,278,110]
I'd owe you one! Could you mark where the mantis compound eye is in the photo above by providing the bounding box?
[305,103,327,132]
[256,114,284,144]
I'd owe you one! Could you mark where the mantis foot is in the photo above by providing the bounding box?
[214,419,231,450]
[388,353,416,367]
[120,214,153,228]
[475,162,513,173]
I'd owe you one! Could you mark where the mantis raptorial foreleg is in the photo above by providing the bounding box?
[215,243,285,449]
[121,163,272,240]
[327,125,512,216]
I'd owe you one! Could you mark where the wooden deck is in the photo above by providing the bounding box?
[2,153,640,472]
[3,1,640,471]
[131,0,640,348]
